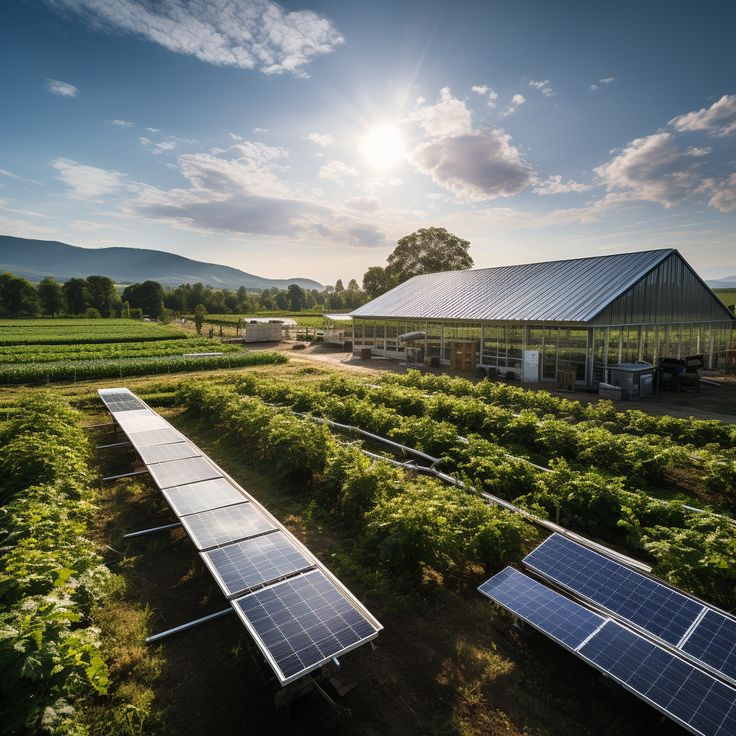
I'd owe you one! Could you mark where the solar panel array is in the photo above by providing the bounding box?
[233,570,379,683]
[524,533,736,685]
[98,388,381,685]
[478,566,605,650]
[480,567,736,736]
[203,531,313,598]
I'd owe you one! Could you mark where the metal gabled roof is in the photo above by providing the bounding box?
[350,249,676,323]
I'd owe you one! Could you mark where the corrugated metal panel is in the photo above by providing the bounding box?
[351,250,674,323]
[593,252,736,325]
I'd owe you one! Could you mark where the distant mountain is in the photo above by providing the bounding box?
[707,276,736,289]
[0,235,322,291]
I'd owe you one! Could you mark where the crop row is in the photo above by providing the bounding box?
[0,351,287,384]
[0,394,113,734]
[0,338,240,364]
[177,380,736,611]
[381,369,736,449]
[177,381,531,584]
[0,320,184,345]
[229,373,717,491]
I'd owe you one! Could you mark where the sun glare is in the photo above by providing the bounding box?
[358,124,405,170]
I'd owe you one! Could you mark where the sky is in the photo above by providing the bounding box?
[1,0,735,285]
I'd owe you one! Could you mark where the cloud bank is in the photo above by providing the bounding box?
[45,0,344,77]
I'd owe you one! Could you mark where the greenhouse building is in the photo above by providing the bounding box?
[349,249,735,387]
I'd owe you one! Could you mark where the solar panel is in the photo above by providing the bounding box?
[579,621,736,736]
[232,570,379,685]
[127,427,187,448]
[162,477,246,517]
[115,410,169,433]
[146,456,222,490]
[99,389,145,412]
[524,533,703,645]
[682,611,736,685]
[478,567,605,649]
[138,441,202,465]
[201,531,314,598]
[180,503,275,550]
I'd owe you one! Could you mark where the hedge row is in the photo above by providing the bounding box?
[177,381,531,582]
[0,351,287,385]
[0,394,113,735]
[223,372,736,608]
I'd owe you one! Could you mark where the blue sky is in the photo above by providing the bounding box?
[1,0,735,284]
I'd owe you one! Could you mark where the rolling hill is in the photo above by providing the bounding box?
[0,235,322,291]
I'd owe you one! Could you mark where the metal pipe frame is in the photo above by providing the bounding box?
[123,522,182,539]
[146,608,234,644]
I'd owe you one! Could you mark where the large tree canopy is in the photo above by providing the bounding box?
[386,227,473,285]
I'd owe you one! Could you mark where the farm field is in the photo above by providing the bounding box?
[714,287,736,309]
[0,319,286,383]
[200,313,343,328]
[1,360,734,736]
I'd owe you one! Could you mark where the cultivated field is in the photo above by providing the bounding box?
[0,319,286,383]
[714,287,736,309]
[1,354,734,736]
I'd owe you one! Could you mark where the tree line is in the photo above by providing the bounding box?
[0,273,371,319]
[0,227,473,318]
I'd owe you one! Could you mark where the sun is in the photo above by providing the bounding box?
[358,124,405,170]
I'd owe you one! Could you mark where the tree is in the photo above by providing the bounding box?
[62,278,90,315]
[0,273,39,316]
[334,279,345,293]
[362,266,390,299]
[287,284,307,311]
[386,227,472,285]
[194,304,206,336]
[275,291,288,310]
[37,277,64,316]
[122,280,164,318]
[86,275,117,316]
[121,300,131,319]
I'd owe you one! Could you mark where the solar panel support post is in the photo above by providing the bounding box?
[123,522,182,539]
[96,440,133,450]
[145,607,234,644]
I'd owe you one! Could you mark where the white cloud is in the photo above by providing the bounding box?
[698,173,736,213]
[669,95,736,137]
[533,175,593,195]
[139,136,195,155]
[71,219,107,231]
[145,127,160,133]
[0,169,43,186]
[229,132,242,141]
[343,196,381,213]
[124,143,386,247]
[499,93,525,118]
[51,157,126,198]
[318,160,356,184]
[470,84,499,107]
[590,76,615,92]
[46,79,78,97]
[411,87,472,137]
[594,132,711,208]
[108,119,134,127]
[307,132,333,147]
[415,95,426,105]
[46,0,344,78]
[412,129,535,201]
[252,127,269,133]
[529,79,555,97]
